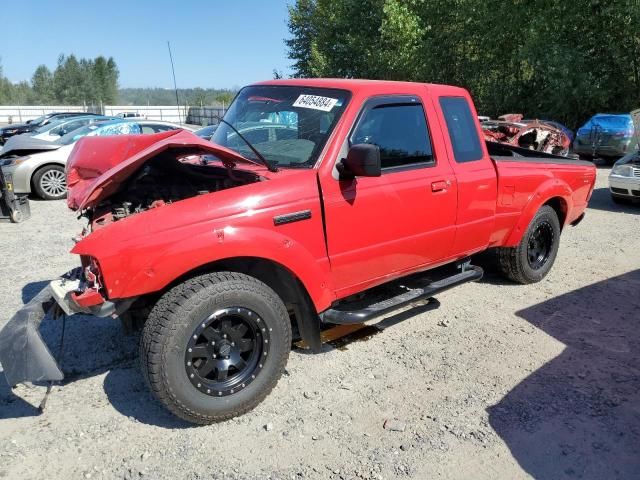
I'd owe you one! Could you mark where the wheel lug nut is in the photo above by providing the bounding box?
[223,334,227,339]
[231,342,235,346]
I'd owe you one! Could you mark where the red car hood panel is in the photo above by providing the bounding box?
[66,129,267,211]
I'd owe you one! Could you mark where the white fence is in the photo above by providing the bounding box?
[0,106,86,123]
[0,105,227,125]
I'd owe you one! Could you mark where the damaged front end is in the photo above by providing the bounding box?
[0,268,134,386]
[482,114,572,156]
[0,130,268,386]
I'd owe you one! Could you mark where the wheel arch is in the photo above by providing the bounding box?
[543,196,568,227]
[504,180,573,247]
[152,256,323,353]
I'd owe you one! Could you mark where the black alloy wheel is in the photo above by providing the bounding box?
[497,205,561,284]
[526,221,554,270]
[185,307,270,397]
[140,272,291,424]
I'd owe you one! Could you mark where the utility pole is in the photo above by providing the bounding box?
[167,41,181,124]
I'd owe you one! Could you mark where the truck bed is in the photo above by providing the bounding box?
[486,141,595,248]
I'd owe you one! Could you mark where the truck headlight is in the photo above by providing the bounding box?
[611,164,633,177]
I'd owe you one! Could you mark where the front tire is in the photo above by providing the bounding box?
[32,165,67,200]
[140,272,291,424]
[498,205,561,284]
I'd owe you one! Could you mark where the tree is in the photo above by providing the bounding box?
[285,0,318,78]
[0,60,11,104]
[215,91,235,108]
[53,54,84,104]
[31,65,54,103]
[285,0,640,129]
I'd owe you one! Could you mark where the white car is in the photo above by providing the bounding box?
[609,150,640,204]
[0,120,190,200]
[116,112,146,119]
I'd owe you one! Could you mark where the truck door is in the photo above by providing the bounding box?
[436,96,497,255]
[320,95,457,297]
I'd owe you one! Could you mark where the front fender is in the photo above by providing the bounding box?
[504,179,573,247]
[86,225,335,312]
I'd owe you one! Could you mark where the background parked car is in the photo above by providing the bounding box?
[522,119,574,143]
[573,114,635,162]
[116,112,146,119]
[0,120,189,200]
[26,115,115,142]
[194,124,218,140]
[609,150,640,204]
[0,112,102,144]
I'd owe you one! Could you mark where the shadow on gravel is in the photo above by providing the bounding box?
[488,270,640,479]
[0,379,40,419]
[587,187,640,214]
[103,367,192,429]
[0,305,191,427]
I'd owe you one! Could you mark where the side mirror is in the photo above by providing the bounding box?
[338,143,381,179]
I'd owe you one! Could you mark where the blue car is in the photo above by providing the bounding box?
[573,114,635,161]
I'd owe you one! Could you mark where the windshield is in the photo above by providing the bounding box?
[211,85,350,168]
[28,115,47,126]
[34,118,67,134]
[591,115,632,129]
[54,121,140,145]
[55,123,101,145]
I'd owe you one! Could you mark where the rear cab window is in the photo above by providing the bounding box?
[350,96,434,171]
[439,97,483,163]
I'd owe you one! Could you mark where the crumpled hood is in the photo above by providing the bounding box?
[0,135,62,159]
[66,129,268,211]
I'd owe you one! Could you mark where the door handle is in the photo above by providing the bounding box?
[431,180,450,192]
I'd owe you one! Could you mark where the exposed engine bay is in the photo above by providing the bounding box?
[86,150,261,229]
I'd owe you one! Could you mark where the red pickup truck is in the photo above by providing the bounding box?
[0,79,596,424]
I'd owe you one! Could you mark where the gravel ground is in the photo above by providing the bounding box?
[0,165,639,480]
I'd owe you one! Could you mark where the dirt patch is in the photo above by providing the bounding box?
[0,166,639,479]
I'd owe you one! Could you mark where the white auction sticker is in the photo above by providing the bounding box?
[292,94,339,112]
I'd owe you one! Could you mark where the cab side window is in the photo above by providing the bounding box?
[351,102,433,169]
[439,97,483,163]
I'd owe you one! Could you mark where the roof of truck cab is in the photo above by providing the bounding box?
[254,78,470,96]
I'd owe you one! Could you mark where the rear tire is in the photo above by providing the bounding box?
[498,206,561,284]
[32,165,67,200]
[140,272,291,424]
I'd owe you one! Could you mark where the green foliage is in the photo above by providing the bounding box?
[286,0,640,128]
[117,87,235,106]
[0,54,119,106]
[31,65,55,103]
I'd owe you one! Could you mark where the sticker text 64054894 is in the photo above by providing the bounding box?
[292,94,339,112]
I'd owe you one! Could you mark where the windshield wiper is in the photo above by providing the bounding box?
[213,115,278,172]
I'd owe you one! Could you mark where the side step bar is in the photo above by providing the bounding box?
[321,265,483,325]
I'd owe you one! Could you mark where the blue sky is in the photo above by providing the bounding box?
[2,0,293,89]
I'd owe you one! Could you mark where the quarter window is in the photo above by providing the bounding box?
[439,97,483,163]
[351,103,433,169]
